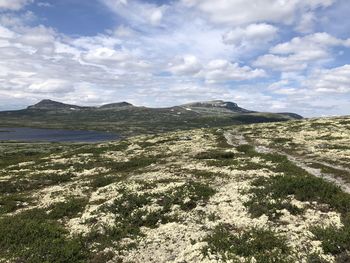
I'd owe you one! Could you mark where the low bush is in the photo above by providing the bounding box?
[48,197,88,219]
[195,150,235,160]
[0,209,89,262]
[203,224,291,262]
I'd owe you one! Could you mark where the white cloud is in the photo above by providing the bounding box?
[80,45,152,73]
[0,10,36,27]
[101,0,165,26]
[168,56,266,82]
[0,23,150,100]
[254,32,350,71]
[0,0,32,10]
[271,33,350,54]
[223,23,278,47]
[16,25,56,54]
[295,12,316,33]
[254,54,310,72]
[263,63,350,116]
[181,0,335,26]
[0,25,15,38]
[200,59,266,83]
[168,55,202,75]
[37,2,52,8]
[112,25,135,38]
[70,35,121,53]
[149,8,163,25]
[82,47,132,63]
[303,65,350,93]
[28,79,73,93]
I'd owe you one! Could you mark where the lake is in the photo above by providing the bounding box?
[0,127,120,143]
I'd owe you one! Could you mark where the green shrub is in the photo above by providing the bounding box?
[191,169,222,179]
[195,150,235,160]
[99,181,216,248]
[0,194,31,214]
[90,176,117,188]
[311,225,350,256]
[0,172,76,194]
[154,181,216,212]
[246,173,350,222]
[244,151,350,259]
[203,224,291,262]
[272,138,292,144]
[107,156,158,172]
[236,144,257,156]
[0,209,89,262]
[48,198,88,219]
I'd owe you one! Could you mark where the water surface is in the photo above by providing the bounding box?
[0,127,120,142]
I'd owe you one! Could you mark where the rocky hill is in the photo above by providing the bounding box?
[27,99,86,110]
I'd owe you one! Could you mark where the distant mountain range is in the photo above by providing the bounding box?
[27,99,133,110]
[26,99,302,116]
[0,99,302,136]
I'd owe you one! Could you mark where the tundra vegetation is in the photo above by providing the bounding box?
[0,116,350,262]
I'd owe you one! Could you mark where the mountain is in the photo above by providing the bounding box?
[99,102,134,109]
[0,99,302,136]
[27,100,135,111]
[277,112,303,119]
[180,100,253,114]
[27,99,85,110]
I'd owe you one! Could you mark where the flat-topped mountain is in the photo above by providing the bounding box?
[180,100,253,114]
[0,99,302,136]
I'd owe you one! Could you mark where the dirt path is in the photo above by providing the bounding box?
[225,129,350,194]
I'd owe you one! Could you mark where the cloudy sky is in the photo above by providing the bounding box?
[0,0,349,116]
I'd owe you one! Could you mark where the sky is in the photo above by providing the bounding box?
[0,0,349,116]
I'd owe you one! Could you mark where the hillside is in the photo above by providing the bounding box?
[27,99,87,110]
[0,116,349,262]
[0,100,302,136]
